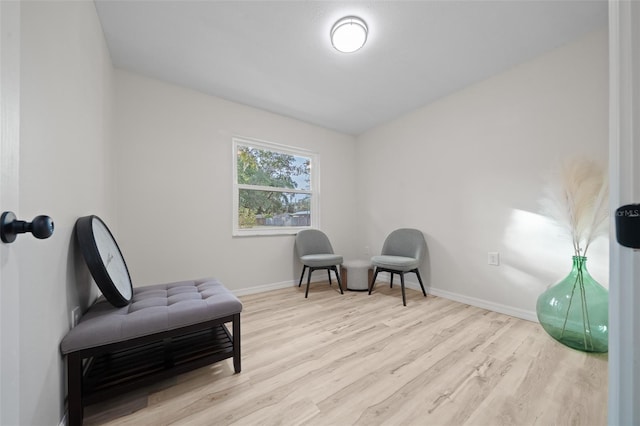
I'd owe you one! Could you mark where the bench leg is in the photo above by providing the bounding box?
[233,313,241,373]
[67,352,83,426]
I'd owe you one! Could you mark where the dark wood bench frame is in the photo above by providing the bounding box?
[66,313,240,426]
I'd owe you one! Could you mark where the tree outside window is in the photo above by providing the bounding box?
[233,138,318,236]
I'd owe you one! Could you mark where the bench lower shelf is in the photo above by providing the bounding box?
[67,313,241,426]
[83,324,233,403]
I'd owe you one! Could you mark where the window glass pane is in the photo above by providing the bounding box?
[237,146,310,191]
[233,137,317,236]
[238,189,311,228]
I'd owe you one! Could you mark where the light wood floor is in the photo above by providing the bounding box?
[84,283,608,426]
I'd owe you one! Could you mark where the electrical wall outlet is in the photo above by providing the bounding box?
[488,252,500,266]
[70,306,81,328]
[364,245,370,255]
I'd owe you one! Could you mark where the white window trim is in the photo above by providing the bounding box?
[232,136,320,237]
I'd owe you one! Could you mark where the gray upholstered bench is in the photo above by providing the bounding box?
[60,278,242,426]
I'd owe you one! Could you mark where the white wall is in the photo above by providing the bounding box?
[356,29,609,320]
[113,70,358,291]
[19,1,114,424]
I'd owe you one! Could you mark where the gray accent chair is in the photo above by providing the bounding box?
[295,229,344,298]
[368,228,427,306]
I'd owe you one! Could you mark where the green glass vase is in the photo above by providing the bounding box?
[536,256,608,353]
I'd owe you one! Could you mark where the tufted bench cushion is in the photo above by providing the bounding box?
[61,277,242,354]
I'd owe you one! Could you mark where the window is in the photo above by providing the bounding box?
[232,137,318,236]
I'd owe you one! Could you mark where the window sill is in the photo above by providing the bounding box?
[232,226,310,237]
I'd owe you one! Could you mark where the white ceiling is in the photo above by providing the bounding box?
[95,0,607,135]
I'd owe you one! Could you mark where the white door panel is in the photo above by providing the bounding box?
[608,2,640,425]
[0,2,21,424]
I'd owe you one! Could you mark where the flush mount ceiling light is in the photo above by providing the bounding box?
[330,16,368,53]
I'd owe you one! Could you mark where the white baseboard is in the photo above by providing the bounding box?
[232,273,337,297]
[368,272,539,323]
[398,280,538,322]
[425,286,538,323]
[233,275,538,323]
[232,280,296,296]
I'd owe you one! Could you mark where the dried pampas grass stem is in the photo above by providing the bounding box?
[540,157,609,256]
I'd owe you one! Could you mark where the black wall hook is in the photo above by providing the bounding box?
[1,211,54,243]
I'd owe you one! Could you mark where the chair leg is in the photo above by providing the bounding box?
[333,266,344,294]
[390,273,394,288]
[414,268,427,297]
[298,265,307,287]
[305,268,313,298]
[368,268,379,294]
[400,272,407,306]
[327,269,332,286]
